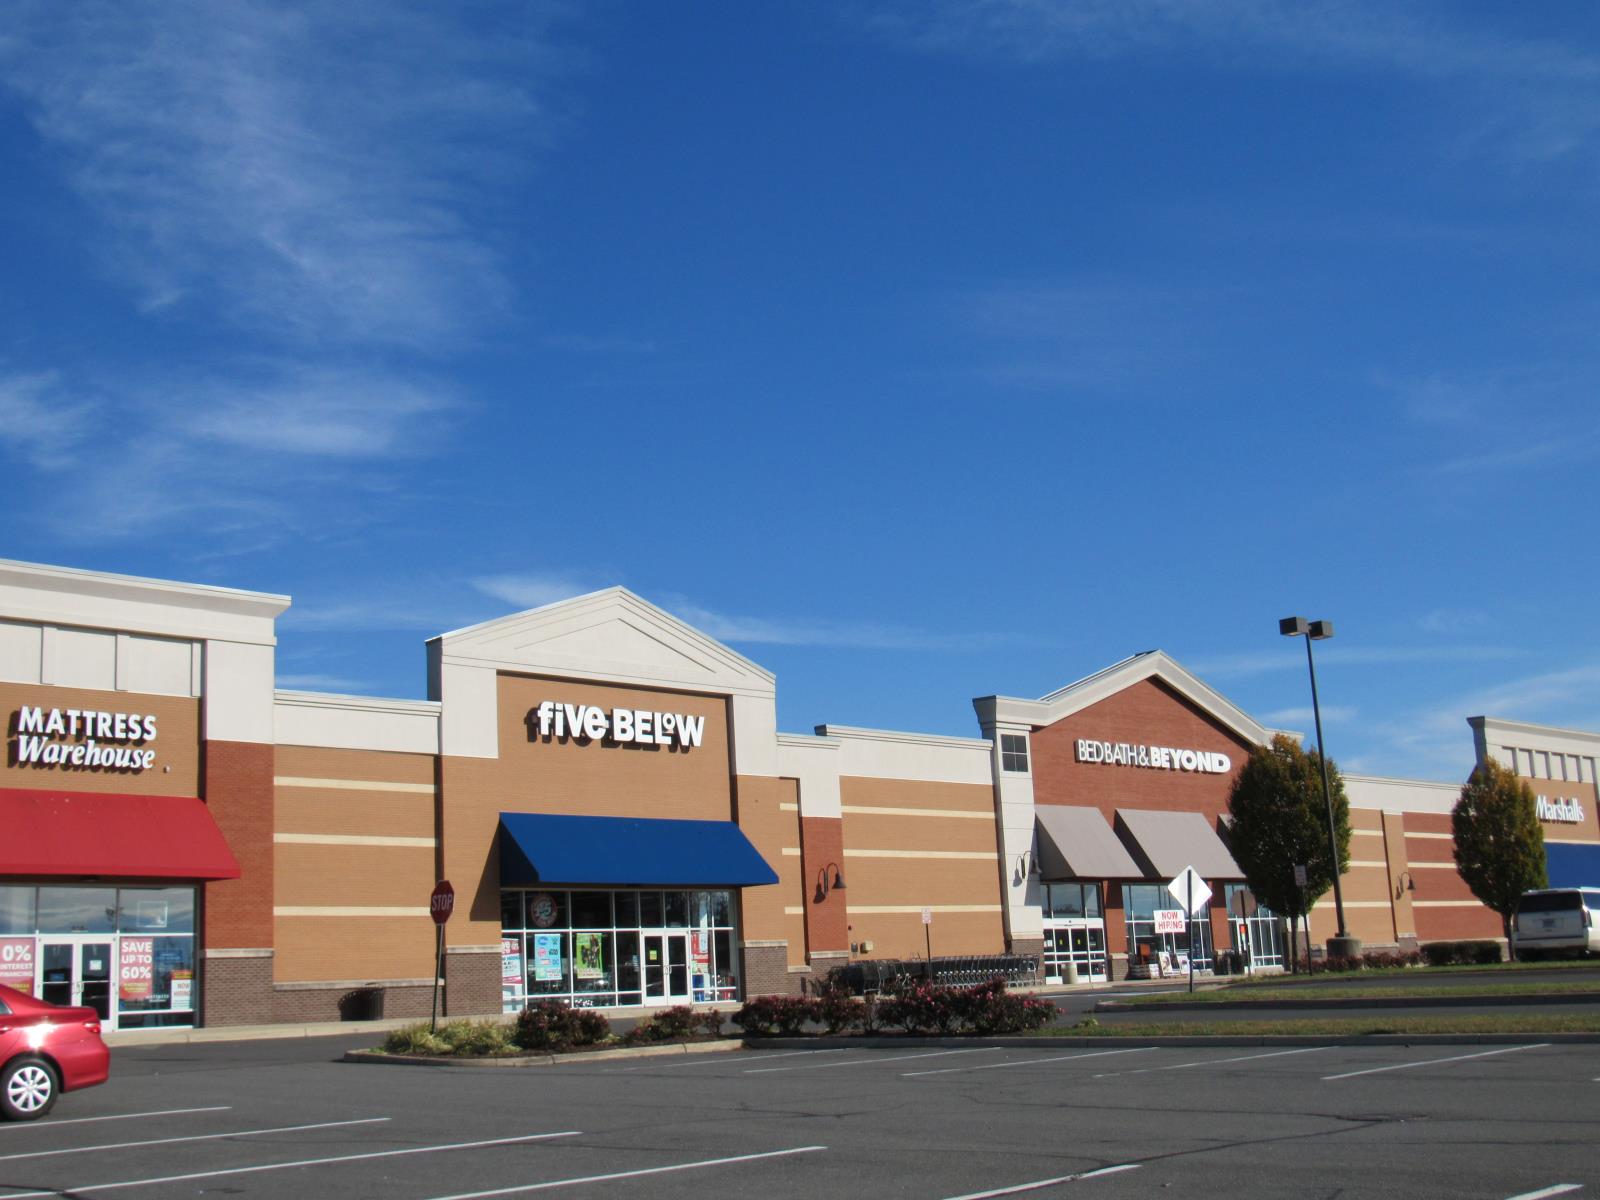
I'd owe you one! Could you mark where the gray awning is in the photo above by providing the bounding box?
[1035,806,1143,880]
[1114,808,1242,880]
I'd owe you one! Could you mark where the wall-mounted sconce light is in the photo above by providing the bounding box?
[815,862,846,902]
[1395,871,1416,900]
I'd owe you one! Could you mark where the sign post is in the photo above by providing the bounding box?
[922,906,933,968]
[1167,866,1211,994]
[429,880,454,1032]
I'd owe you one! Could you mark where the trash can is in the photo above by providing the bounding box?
[1065,961,1081,985]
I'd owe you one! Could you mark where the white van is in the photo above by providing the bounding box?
[1511,888,1600,959]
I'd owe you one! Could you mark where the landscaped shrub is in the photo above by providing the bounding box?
[1359,950,1422,970]
[381,1022,450,1056]
[878,980,958,1034]
[641,1005,699,1041]
[816,977,866,1034]
[515,999,612,1050]
[1422,941,1467,967]
[1465,940,1504,964]
[698,1009,726,1038]
[437,1019,519,1057]
[957,978,1056,1034]
[732,994,819,1036]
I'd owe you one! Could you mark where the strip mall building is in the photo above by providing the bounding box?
[2,559,1597,1029]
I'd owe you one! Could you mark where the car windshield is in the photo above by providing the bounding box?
[1517,892,1582,914]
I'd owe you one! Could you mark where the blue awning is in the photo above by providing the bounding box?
[1545,843,1600,889]
[498,811,779,888]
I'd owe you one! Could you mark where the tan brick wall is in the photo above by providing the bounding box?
[1400,812,1502,942]
[441,675,736,951]
[838,775,1004,959]
[2,682,201,796]
[203,740,275,950]
[741,943,795,997]
[273,917,437,983]
[734,775,805,964]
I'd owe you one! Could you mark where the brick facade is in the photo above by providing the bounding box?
[741,941,792,997]
[201,952,274,1026]
[444,947,500,1016]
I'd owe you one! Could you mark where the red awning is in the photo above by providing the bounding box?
[0,788,240,880]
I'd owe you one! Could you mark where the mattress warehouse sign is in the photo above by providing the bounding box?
[11,705,160,772]
[1075,738,1232,775]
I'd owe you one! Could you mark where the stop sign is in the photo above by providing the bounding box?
[430,880,455,925]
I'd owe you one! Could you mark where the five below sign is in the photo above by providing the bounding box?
[530,701,705,749]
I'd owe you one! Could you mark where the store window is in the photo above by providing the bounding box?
[1041,882,1107,982]
[1123,883,1212,977]
[1000,734,1030,773]
[501,888,740,1013]
[1223,884,1285,972]
[0,885,197,1028]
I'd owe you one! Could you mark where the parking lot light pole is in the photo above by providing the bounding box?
[1279,617,1358,958]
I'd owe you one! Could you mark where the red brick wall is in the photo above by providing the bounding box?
[800,816,847,955]
[1402,811,1504,942]
[1030,678,1252,827]
[201,740,275,950]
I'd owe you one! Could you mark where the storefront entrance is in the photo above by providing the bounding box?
[642,932,691,1005]
[38,939,113,1020]
[1041,882,1109,983]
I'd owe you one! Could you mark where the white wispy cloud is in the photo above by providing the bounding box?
[0,1,560,347]
[473,573,614,611]
[663,597,1039,653]
[1418,608,1490,636]
[0,371,97,470]
[274,673,376,693]
[1260,705,1357,727]
[1190,644,1522,679]
[862,1,1600,168]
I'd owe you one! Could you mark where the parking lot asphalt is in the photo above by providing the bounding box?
[4,1033,1595,1198]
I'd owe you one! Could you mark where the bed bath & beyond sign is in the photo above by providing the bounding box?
[1075,738,1232,775]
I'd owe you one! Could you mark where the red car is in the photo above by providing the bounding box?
[0,983,110,1120]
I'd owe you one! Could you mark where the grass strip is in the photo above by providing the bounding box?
[1036,1012,1600,1037]
[1109,978,1600,1006]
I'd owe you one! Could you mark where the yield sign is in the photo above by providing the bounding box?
[1167,866,1211,916]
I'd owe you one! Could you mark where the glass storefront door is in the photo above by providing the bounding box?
[38,940,113,1020]
[642,932,691,1005]
[1041,882,1108,983]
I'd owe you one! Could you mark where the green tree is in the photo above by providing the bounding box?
[1225,734,1351,925]
[1452,759,1547,954]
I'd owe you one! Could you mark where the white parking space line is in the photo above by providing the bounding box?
[423,1144,828,1199]
[1504,1186,1582,1200]
[941,1163,1140,1198]
[1322,1044,1549,1081]
[747,1046,1001,1074]
[0,1106,231,1131]
[0,1116,389,1164]
[608,1048,847,1072]
[0,1130,581,1198]
[1089,1046,1330,1079]
[905,1047,1156,1078]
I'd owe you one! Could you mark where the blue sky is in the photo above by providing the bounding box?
[2,1,1597,782]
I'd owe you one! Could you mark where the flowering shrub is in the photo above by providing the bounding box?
[732,995,820,1036]
[1420,940,1503,967]
[874,978,1055,1035]
[515,1000,612,1050]
[815,977,867,1034]
[624,1005,699,1044]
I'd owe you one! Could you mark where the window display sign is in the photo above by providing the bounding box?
[0,937,35,995]
[533,934,564,982]
[690,930,710,966]
[170,969,192,1011]
[574,933,603,980]
[501,938,523,987]
[1152,909,1187,935]
[119,937,154,1002]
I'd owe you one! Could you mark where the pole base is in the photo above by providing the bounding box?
[1327,935,1363,961]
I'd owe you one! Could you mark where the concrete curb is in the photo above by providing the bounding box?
[342,1038,743,1068]
[744,1032,1600,1049]
[1099,991,1600,1013]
